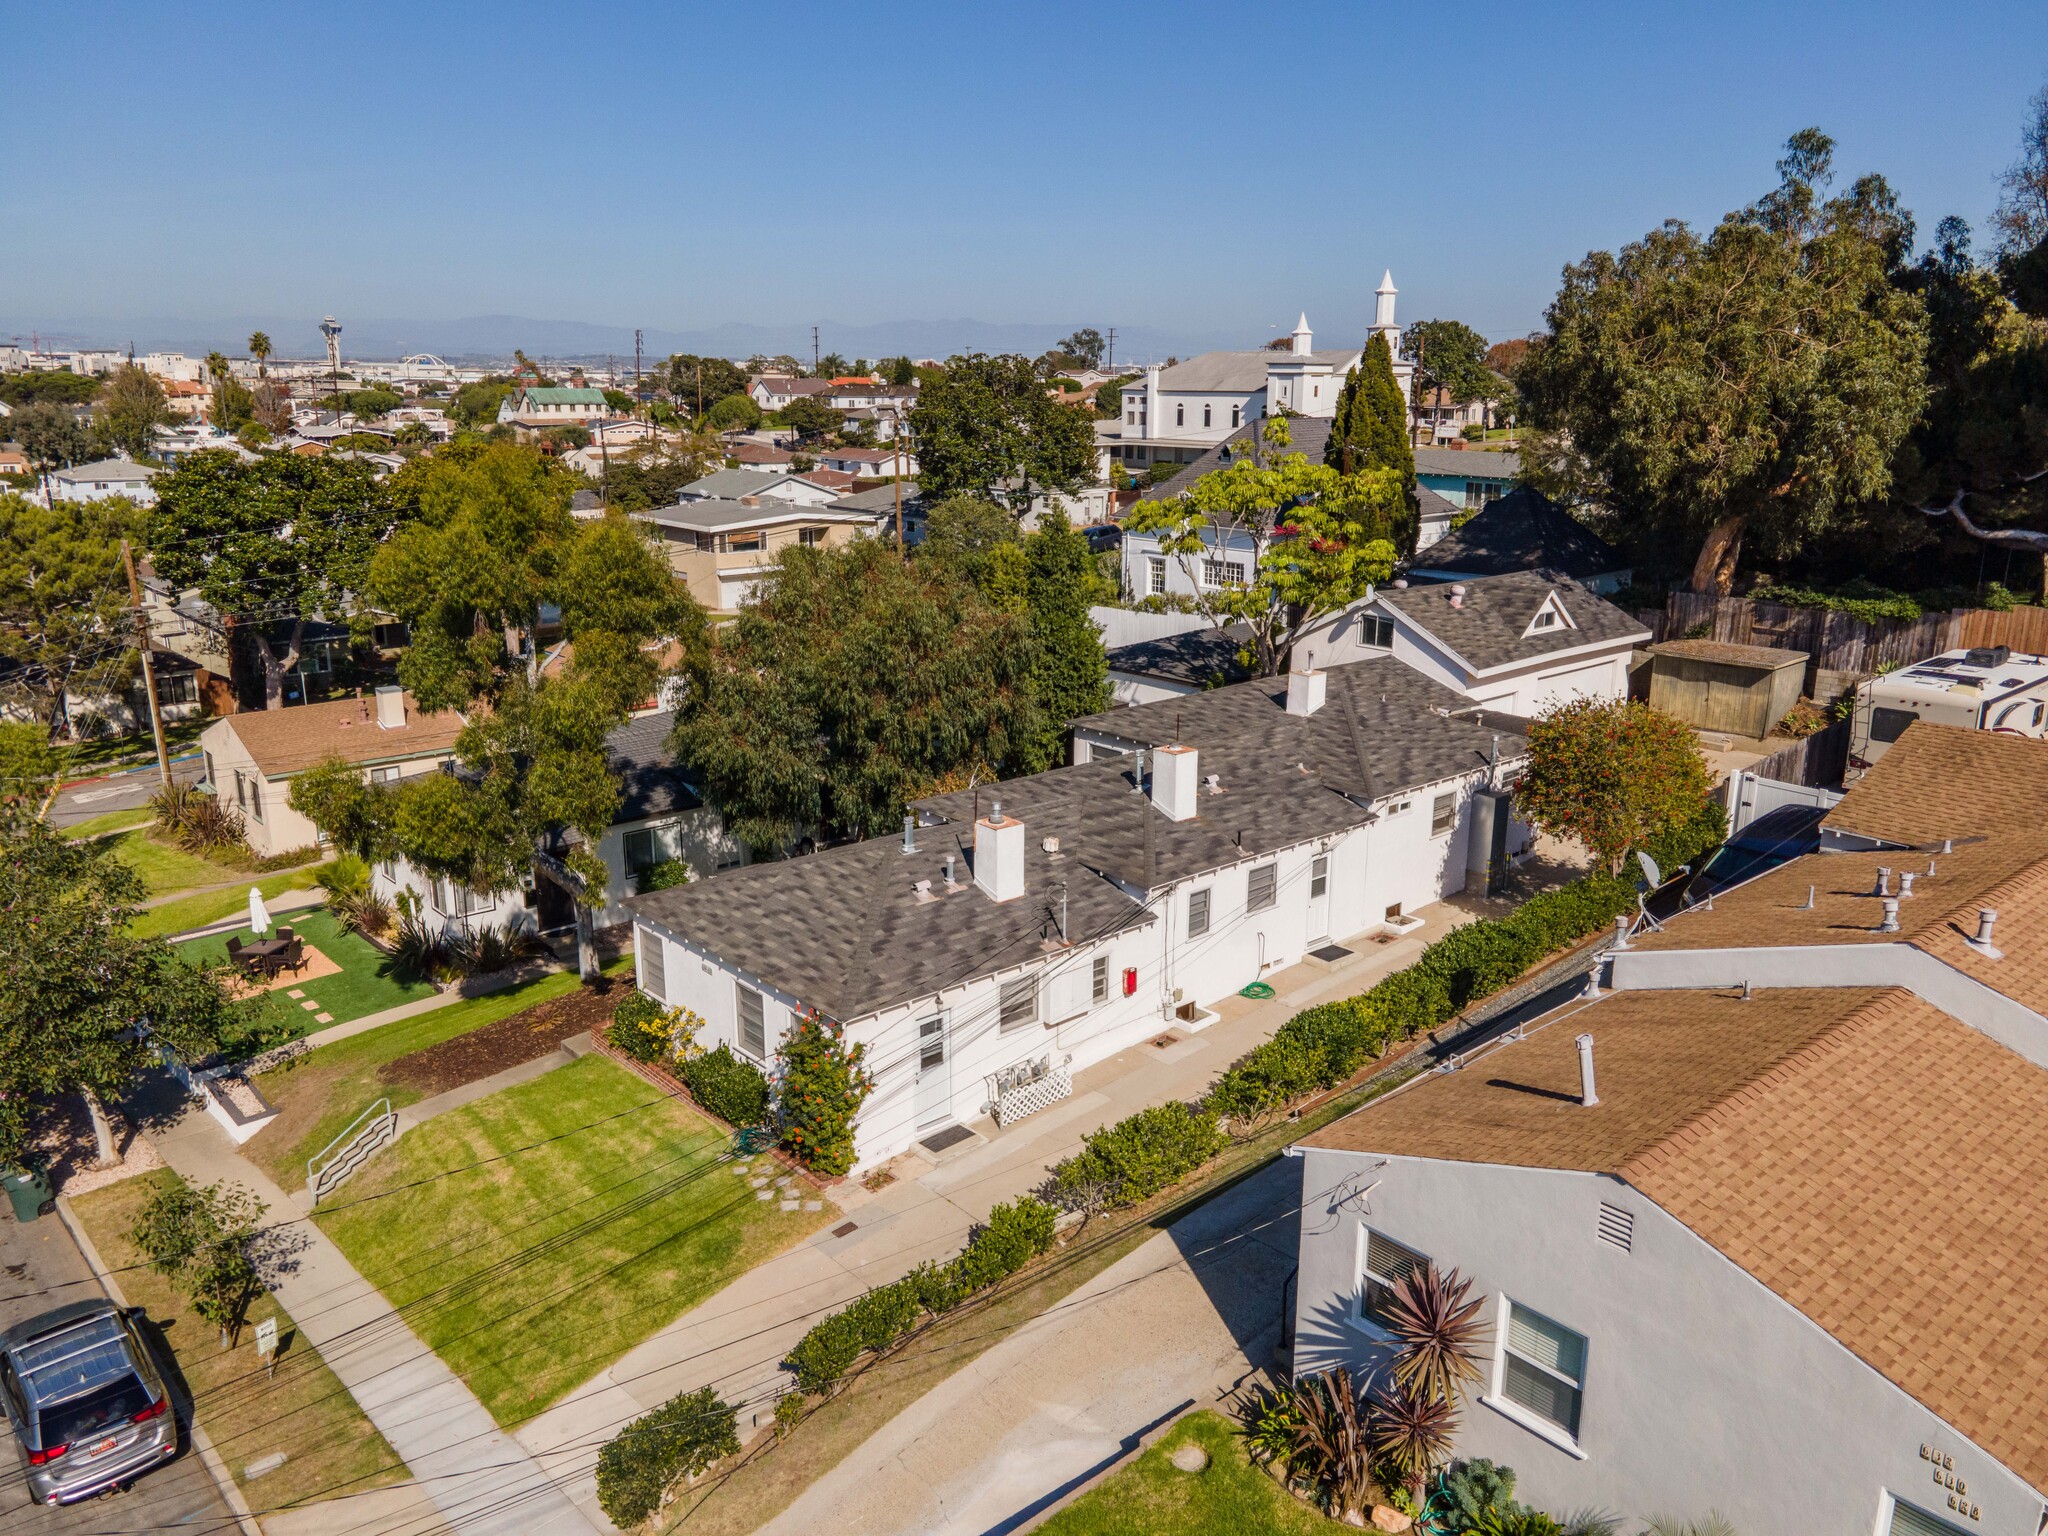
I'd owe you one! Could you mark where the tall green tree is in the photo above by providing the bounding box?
[151,450,401,708]
[1327,333,1418,549]
[207,352,254,434]
[0,492,142,733]
[670,538,1039,850]
[1131,417,1401,676]
[14,401,93,481]
[0,813,265,1165]
[780,395,840,440]
[910,353,1099,517]
[1401,319,1492,404]
[368,441,583,704]
[97,363,172,459]
[1516,698,1713,875]
[246,331,272,377]
[1518,128,1929,594]
[1019,511,1108,768]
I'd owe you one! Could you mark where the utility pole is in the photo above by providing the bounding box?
[812,326,820,376]
[120,540,171,789]
[634,328,644,401]
[1106,328,1116,371]
[890,405,907,555]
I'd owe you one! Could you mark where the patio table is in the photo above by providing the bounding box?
[240,937,289,978]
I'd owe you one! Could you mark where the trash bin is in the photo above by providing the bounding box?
[3,1165,55,1222]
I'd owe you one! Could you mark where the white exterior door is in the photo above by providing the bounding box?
[1307,854,1331,944]
[914,1014,952,1129]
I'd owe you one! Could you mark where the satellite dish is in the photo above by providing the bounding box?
[1637,851,1663,888]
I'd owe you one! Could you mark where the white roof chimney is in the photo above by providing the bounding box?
[1286,667,1326,717]
[1291,312,1313,356]
[1151,743,1199,822]
[374,686,406,729]
[973,801,1026,903]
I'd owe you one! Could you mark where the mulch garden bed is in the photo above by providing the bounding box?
[377,972,630,1097]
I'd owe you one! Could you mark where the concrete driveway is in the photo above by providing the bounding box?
[758,1158,1302,1536]
[0,1203,239,1534]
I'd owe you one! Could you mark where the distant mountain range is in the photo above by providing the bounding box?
[0,312,1299,367]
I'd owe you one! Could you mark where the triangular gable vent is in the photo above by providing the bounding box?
[1522,590,1576,638]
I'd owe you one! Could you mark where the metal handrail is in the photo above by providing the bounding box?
[308,1097,393,1202]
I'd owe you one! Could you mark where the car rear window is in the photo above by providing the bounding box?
[38,1376,152,1446]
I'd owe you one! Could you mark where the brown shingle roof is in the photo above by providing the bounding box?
[1303,985,2048,1493]
[1825,721,2048,846]
[225,692,466,777]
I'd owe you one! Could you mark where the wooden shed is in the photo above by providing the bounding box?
[1646,640,1807,739]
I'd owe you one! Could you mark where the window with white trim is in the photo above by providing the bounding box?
[1092,955,1109,1002]
[1360,1229,1426,1329]
[1147,555,1166,596]
[638,925,667,1002]
[999,975,1038,1032]
[1359,614,1394,648]
[1202,403,1212,428]
[1175,403,1184,427]
[1247,863,1277,912]
[1230,405,1241,428]
[1431,793,1456,836]
[1188,887,1211,937]
[1500,1301,1586,1439]
[736,983,766,1059]
[370,764,401,784]
[1310,855,1329,899]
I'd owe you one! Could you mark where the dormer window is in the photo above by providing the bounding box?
[1521,592,1576,638]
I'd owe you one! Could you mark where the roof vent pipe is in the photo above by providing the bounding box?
[1575,1034,1599,1107]
[1898,871,1916,898]
[1967,908,2004,960]
[1875,867,1891,897]
[1610,913,1631,951]
[943,854,957,886]
[1449,584,1467,609]
[901,815,918,855]
[1878,898,1900,933]
[1131,746,1147,793]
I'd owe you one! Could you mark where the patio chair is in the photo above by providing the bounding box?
[275,925,294,944]
[281,936,305,976]
[226,935,254,974]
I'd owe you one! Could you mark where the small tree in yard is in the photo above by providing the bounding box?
[1516,698,1713,875]
[775,1011,872,1177]
[131,1178,267,1347]
[594,1384,740,1526]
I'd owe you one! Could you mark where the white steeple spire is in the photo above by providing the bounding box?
[1291,312,1313,356]
[1373,271,1398,334]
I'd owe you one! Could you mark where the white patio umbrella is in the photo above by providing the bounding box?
[248,886,272,938]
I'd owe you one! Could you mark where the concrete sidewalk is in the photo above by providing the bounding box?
[149,1100,600,1536]
[760,1159,1301,1536]
[513,905,1470,1528]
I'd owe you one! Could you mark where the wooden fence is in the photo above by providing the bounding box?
[1638,594,2048,684]
[1745,718,1851,788]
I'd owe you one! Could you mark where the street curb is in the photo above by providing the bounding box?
[55,1194,266,1536]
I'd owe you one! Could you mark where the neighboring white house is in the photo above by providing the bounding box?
[50,456,157,505]
[498,386,609,434]
[625,656,1527,1171]
[1102,274,1413,476]
[677,468,844,507]
[198,687,467,860]
[747,376,834,412]
[1289,722,2048,1536]
[369,708,748,940]
[816,445,919,480]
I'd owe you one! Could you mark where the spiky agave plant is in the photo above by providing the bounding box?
[1383,1261,1489,1407]
[1367,1378,1458,1496]
[1288,1368,1374,1519]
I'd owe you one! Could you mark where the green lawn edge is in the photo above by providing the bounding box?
[1037,1410,1342,1535]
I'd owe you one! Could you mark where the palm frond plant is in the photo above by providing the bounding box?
[149,781,205,835]
[1289,1367,1375,1520]
[1384,1262,1489,1408]
[1233,1381,1303,1472]
[1643,1518,1736,1536]
[390,909,447,984]
[1367,1378,1458,1497]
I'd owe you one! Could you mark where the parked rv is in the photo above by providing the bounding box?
[1845,646,2048,781]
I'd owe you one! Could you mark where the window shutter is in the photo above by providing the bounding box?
[638,926,667,1002]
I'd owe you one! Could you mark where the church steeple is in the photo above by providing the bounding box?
[1291,312,1314,356]
[1373,271,1398,337]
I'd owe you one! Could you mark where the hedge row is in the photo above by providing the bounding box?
[1055,804,1729,1205]
[680,1045,771,1128]
[594,1384,740,1526]
[785,1196,1056,1393]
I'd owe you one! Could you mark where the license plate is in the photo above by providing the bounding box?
[94,1437,116,1454]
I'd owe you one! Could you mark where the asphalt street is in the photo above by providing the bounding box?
[47,755,203,830]
[0,1201,240,1534]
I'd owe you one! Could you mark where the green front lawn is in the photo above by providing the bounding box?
[177,908,436,1034]
[316,1052,833,1425]
[70,1170,408,1510]
[130,864,332,940]
[1037,1411,1338,1535]
[65,805,153,839]
[244,962,621,1189]
[107,827,250,896]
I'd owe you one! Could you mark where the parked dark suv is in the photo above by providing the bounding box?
[0,1300,176,1506]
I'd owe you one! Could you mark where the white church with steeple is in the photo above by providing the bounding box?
[1104,271,1413,475]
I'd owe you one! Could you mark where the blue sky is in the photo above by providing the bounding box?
[2,0,2045,357]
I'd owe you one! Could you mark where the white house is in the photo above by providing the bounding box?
[1289,723,2048,1536]
[498,386,609,434]
[748,376,834,412]
[677,468,844,507]
[1103,274,1413,476]
[626,657,1527,1170]
[816,445,918,480]
[50,456,157,505]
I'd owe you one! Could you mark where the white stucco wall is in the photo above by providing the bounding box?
[1291,1148,2042,1535]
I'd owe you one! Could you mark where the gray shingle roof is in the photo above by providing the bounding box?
[1403,487,1624,582]
[606,710,701,823]
[1377,570,1650,673]
[1143,349,1360,394]
[830,479,928,516]
[1413,447,1519,479]
[681,468,826,500]
[632,497,871,532]
[1105,623,1253,688]
[1137,417,1336,503]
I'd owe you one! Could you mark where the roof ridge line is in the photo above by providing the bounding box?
[1619,987,1918,1182]
[1913,851,2048,955]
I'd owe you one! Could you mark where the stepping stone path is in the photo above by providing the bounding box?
[802,1201,823,1211]
[750,1177,768,1188]
[779,1199,800,1211]
[245,1452,288,1478]
[756,1191,773,1201]
[1170,1443,1209,1473]
[286,990,305,1000]
[299,999,320,1011]
[775,1176,793,1187]
[314,1012,333,1024]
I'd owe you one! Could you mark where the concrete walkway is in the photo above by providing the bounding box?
[513,906,1470,1529]
[760,1159,1300,1536]
[149,1101,600,1536]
